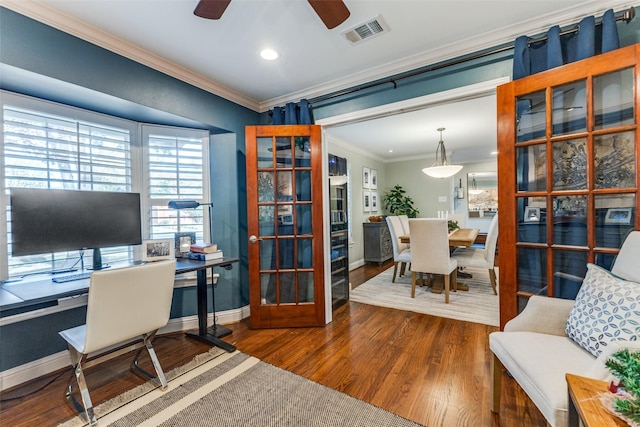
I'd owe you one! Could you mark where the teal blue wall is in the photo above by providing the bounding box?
[0,7,256,371]
[2,6,640,372]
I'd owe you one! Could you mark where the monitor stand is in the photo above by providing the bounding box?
[87,248,110,271]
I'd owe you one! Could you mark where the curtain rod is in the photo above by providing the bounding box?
[307,6,636,106]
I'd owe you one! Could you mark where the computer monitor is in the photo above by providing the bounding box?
[10,188,142,269]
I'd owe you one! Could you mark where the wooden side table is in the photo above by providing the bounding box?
[566,373,628,427]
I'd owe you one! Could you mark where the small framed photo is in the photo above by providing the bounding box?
[524,206,540,222]
[363,191,371,213]
[371,191,378,212]
[605,208,632,224]
[175,232,196,258]
[362,167,370,189]
[142,239,174,262]
[370,169,377,190]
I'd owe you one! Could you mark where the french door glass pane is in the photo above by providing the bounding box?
[516,91,546,142]
[298,272,314,302]
[552,138,587,190]
[518,198,546,243]
[552,80,586,136]
[553,249,588,299]
[594,131,636,189]
[594,68,634,130]
[595,194,636,248]
[553,195,587,246]
[257,137,273,168]
[516,144,547,192]
[517,247,547,295]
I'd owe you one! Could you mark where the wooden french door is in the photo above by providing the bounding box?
[245,125,326,328]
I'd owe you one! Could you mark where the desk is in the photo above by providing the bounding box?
[566,373,627,427]
[399,228,479,247]
[1,257,239,352]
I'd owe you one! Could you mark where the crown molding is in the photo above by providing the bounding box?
[259,0,636,111]
[0,0,260,112]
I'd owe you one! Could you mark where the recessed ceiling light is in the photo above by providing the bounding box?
[388,149,393,153]
[260,49,279,60]
[491,151,498,155]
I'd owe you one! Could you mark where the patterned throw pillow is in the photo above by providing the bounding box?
[565,263,640,358]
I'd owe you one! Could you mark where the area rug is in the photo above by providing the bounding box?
[61,351,423,427]
[59,346,227,427]
[350,266,499,326]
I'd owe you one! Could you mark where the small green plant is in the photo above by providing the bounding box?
[448,220,460,232]
[605,349,640,424]
[383,185,419,218]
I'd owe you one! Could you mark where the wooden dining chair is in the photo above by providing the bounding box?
[408,218,457,303]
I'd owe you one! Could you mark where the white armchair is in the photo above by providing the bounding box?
[490,231,640,427]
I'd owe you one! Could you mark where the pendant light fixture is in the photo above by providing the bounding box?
[468,174,484,195]
[421,127,463,178]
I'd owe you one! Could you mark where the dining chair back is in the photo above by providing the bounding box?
[58,259,177,425]
[451,212,499,294]
[409,218,457,303]
[398,214,410,236]
[385,216,411,282]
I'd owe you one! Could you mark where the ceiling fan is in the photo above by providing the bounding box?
[193,0,350,29]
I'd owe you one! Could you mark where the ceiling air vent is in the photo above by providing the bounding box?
[342,15,390,45]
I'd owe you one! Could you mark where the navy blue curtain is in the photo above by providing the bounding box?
[513,9,620,79]
[270,98,314,125]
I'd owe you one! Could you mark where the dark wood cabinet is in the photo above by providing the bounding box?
[363,222,393,264]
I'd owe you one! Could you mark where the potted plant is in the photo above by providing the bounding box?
[605,349,640,425]
[383,185,419,218]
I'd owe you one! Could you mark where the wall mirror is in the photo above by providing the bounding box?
[468,172,498,218]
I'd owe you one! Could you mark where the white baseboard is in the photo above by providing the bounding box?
[0,305,250,391]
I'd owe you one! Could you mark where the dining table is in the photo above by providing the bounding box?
[397,227,480,292]
[398,227,479,247]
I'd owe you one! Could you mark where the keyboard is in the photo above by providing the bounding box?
[52,272,91,283]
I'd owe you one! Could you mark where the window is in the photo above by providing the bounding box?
[143,125,209,243]
[1,91,209,280]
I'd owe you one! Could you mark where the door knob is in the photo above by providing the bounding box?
[249,235,263,244]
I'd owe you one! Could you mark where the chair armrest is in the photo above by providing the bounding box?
[503,295,574,336]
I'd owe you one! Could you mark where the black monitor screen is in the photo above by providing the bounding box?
[10,188,142,257]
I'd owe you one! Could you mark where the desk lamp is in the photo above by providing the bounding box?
[168,200,231,339]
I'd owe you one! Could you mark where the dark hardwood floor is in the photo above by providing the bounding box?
[0,260,546,426]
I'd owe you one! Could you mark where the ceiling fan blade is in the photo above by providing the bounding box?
[307,0,350,29]
[194,0,231,20]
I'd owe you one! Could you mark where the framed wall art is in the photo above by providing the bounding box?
[370,169,377,190]
[362,167,370,189]
[363,191,371,213]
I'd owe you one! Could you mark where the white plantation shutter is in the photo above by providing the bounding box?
[1,92,209,280]
[144,126,209,243]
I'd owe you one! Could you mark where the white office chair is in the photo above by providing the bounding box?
[409,219,458,303]
[385,216,411,282]
[59,260,177,425]
[451,212,499,294]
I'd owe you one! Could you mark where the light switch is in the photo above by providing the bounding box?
[438,196,447,202]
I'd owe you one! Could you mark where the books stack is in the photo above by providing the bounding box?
[188,243,223,261]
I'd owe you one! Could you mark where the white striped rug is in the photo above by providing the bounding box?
[350,266,499,326]
[60,351,423,427]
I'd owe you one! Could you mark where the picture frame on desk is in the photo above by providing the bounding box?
[142,239,174,262]
[524,206,540,222]
[174,232,196,258]
[604,207,632,224]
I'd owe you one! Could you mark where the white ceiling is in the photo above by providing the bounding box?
[3,0,635,163]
